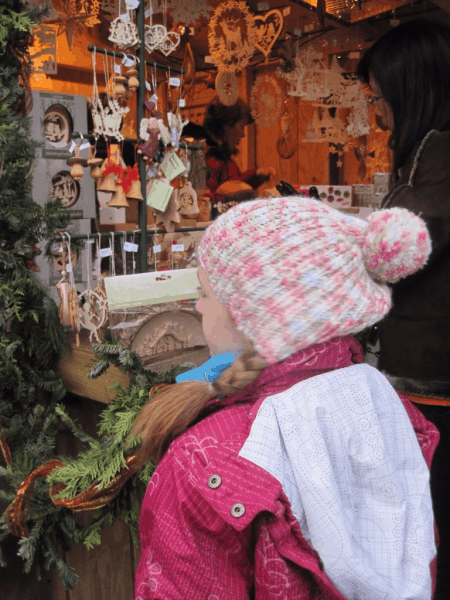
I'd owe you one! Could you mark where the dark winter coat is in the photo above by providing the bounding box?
[379,130,450,398]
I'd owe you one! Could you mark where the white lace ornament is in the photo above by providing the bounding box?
[250,74,283,128]
[253,8,283,63]
[208,0,257,73]
[108,0,139,49]
[167,0,212,27]
[277,45,330,101]
[144,23,167,53]
[215,70,238,106]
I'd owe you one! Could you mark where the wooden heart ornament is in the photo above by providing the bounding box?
[254,9,283,63]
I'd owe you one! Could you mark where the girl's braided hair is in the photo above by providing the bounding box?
[131,340,267,464]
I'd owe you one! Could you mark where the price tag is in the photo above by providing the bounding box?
[84,239,95,245]
[100,247,112,257]
[122,56,135,67]
[79,140,91,151]
[169,77,181,87]
[294,28,302,37]
[146,179,173,212]
[160,150,186,180]
[145,6,152,17]
[179,98,185,107]
[69,140,76,153]
[153,244,161,253]
[66,262,72,272]
[204,55,214,63]
[124,241,138,252]
[114,64,122,74]
[172,244,184,252]
[58,246,63,252]
[150,93,158,103]
[145,81,152,91]
[283,6,291,15]
[119,12,130,21]
[126,0,139,8]
[349,51,361,59]
[257,2,269,10]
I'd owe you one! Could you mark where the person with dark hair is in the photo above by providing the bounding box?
[358,18,450,600]
[202,97,274,207]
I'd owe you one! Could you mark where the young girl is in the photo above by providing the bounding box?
[132,197,439,600]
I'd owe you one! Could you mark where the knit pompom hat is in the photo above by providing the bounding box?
[197,197,431,366]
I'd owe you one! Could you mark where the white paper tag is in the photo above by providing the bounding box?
[257,2,269,10]
[100,247,113,257]
[124,241,139,252]
[145,81,152,91]
[283,6,291,15]
[294,27,302,37]
[169,77,181,87]
[84,239,95,245]
[150,93,158,102]
[114,64,122,74]
[172,244,184,252]
[145,6,152,17]
[123,56,135,67]
[58,246,63,252]
[69,140,76,153]
[349,51,361,59]
[204,55,214,63]
[126,0,139,8]
[119,12,130,21]
[79,141,91,151]
[153,244,161,253]
[146,179,173,211]
[179,98,185,107]
[66,262,72,272]
[160,150,186,180]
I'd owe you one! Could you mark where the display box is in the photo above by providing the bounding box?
[32,158,96,220]
[295,185,352,208]
[30,90,90,161]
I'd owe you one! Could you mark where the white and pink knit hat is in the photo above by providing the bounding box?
[197,197,431,365]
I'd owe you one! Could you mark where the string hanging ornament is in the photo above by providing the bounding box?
[108,0,140,48]
[250,73,283,129]
[277,45,331,101]
[253,8,283,64]
[48,0,101,49]
[144,0,180,56]
[208,0,257,73]
[215,70,238,106]
[93,52,130,141]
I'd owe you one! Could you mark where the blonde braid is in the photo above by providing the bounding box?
[131,341,267,464]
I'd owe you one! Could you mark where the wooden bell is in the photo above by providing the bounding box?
[66,146,87,181]
[97,172,117,193]
[108,185,130,207]
[112,75,128,99]
[126,178,143,201]
[87,147,103,181]
[126,68,139,93]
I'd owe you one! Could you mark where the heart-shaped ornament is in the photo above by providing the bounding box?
[144,24,167,53]
[158,31,180,57]
[253,9,283,63]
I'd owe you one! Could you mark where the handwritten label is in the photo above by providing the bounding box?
[160,150,186,181]
[169,77,181,87]
[153,244,161,253]
[124,241,138,252]
[126,0,139,8]
[99,247,112,257]
[146,179,173,212]
[179,98,185,107]
[114,64,122,74]
[172,244,184,252]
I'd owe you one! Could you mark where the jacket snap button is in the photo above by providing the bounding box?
[208,474,222,489]
[231,503,246,518]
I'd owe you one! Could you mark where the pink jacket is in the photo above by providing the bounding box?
[135,336,439,600]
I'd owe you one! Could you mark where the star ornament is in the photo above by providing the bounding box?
[49,0,94,48]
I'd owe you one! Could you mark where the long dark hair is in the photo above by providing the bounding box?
[203,97,254,159]
[357,19,450,178]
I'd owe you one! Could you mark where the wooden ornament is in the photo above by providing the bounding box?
[112,75,128,98]
[66,146,87,181]
[125,68,139,93]
[97,172,117,192]
[87,146,104,180]
[197,195,211,222]
[108,185,130,208]
[126,178,143,201]
[215,70,238,107]
[178,181,199,217]
[253,9,283,63]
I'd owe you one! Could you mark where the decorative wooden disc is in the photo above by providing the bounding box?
[215,70,238,106]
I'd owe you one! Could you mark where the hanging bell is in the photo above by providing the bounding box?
[126,178,143,201]
[66,146,87,181]
[112,75,128,99]
[97,172,118,193]
[126,68,139,93]
[108,185,130,208]
[87,147,104,181]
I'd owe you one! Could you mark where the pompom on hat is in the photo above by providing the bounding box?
[197,197,431,366]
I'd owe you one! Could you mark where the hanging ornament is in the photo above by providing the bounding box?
[87,146,104,181]
[208,0,257,73]
[276,101,296,159]
[277,45,330,100]
[178,180,198,218]
[112,74,128,99]
[250,74,283,129]
[108,2,139,49]
[47,0,101,49]
[215,70,238,106]
[126,165,144,201]
[144,24,167,53]
[125,67,139,93]
[166,0,212,28]
[107,185,130,207]
[55,232,80,347]
[66,145,87,181]
[181,42,196,95]
[253,8,283,64]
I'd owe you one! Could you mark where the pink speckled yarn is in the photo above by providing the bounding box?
[197,198,431,365]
